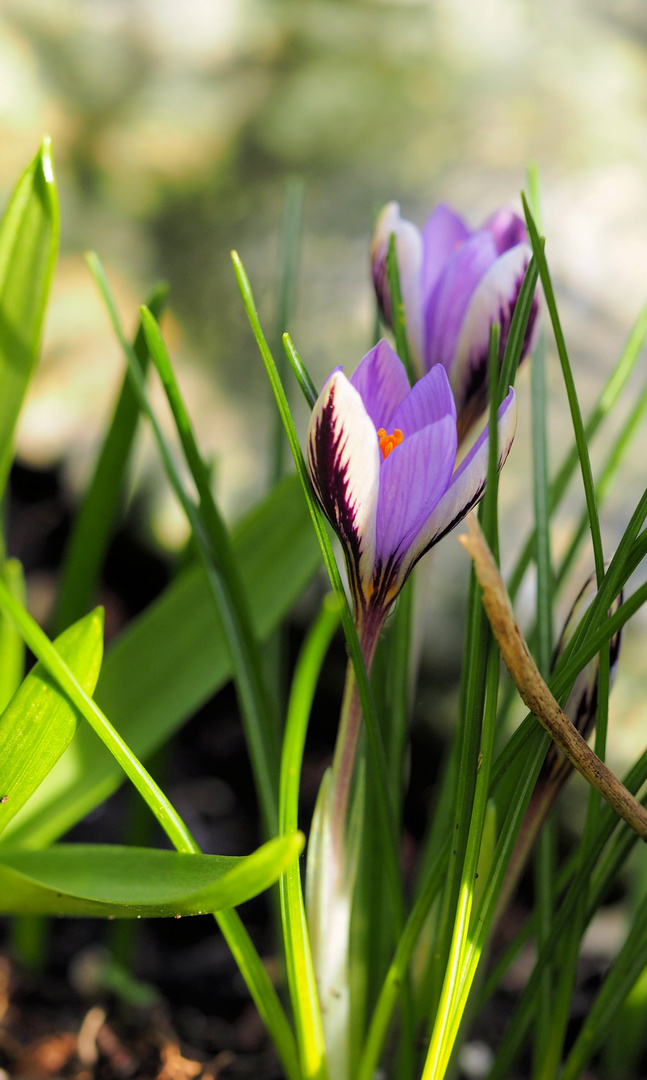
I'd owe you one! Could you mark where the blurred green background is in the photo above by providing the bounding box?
[2,0,647,814]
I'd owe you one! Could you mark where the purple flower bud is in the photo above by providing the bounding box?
[371,201,539,442]
[307,339,516,626]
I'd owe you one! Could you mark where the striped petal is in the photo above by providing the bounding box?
[404,387,517,568]
[307,371,380,604]
[391,362,456,437]
[350,339,411,431]
[424,232,498,377]
[449,242,534,441]
[420,203,471,300]
[371,202,424,367]
[375,414,457,567]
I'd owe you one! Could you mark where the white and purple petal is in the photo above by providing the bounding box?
[391,362,456,437]
[448,242,535,441]
[403,387,517,570]
[371,202,425,367]
[307,372,380,605]
[350,339,411,431]
[424,231,499,378]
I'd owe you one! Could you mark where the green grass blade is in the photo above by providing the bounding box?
[0,577,196,853]
[420,327,502,1080]
[140,304,280,816]
[497,255,539,399]
[507,295,647,603]
[55,282,169,633]
[522,194,604,585]
[283,332,318,408]
[0,139,59,499]
[231,251,405,934]
[529,323,555,1076]
[0,574,302,1079]
[0,608,103,837]
[556,373,647,591]
[0,836,303,917]
[86,253,280,835]
[280,595,338,1080]
[272,178,304,484]
[0,559,25,713]
[386,233,415,383]
[3,477,318,849]
[561,892,647,1080]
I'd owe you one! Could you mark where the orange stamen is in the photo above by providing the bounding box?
[377,427,404,460]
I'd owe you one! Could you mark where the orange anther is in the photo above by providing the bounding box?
[377,427,404,460]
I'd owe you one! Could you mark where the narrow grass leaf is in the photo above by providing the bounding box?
[0,609,103,837]
[283,332,317,408]
[272,177,304,484]
[0,139,59,497]
[0,570,302,1080]
[3,477,319,849]
[55,282,169,633]
[507,293,647,603]
[231,250,405,935]
[280,595,339,1080]
[0,559,25,713]
[522,196,604,581]
[140,304,280,812]
[86,254,280,834]
[386,233,415,383]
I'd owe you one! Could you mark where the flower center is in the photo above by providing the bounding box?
[377,427,404,460]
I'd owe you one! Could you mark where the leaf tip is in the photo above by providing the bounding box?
[39,136,55,184]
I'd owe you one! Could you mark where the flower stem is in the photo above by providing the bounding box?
[307,612,383,1080]
[330,615,382,847]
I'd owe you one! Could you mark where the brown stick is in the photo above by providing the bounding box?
[458,514,647,844]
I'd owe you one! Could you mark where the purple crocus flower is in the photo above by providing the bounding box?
[307,339,517,633]
[371,202,538,442]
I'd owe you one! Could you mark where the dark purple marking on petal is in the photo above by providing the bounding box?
[454,254,539,442]
[307,384,371,612]
[482,208,527,254]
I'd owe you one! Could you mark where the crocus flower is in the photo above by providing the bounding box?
[371,202,538,441]
[307,338,517,634]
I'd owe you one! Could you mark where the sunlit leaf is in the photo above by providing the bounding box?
[3,475,320,847]
[0,139,59,496]
[0,609,104,838]
[0,835,303,917]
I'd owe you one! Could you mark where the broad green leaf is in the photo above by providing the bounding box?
[0,139,59,496]
[0,609,104,837]
[3,475,320,847]
[0,835,303,917]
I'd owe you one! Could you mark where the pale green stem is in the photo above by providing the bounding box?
[330,613,383,850]
[309,611,383,1080]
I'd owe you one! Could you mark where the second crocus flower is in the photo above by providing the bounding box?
[371,201,538,441]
